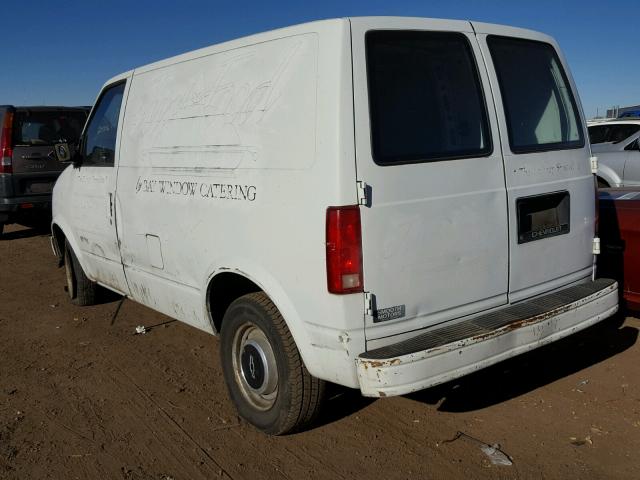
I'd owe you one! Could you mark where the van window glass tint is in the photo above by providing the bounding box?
[366,31,491,164]
[13,110,87,146]
[588,124,640,144]
[488,36,583,153]
[588,125,607,144]
[84,82,125,166]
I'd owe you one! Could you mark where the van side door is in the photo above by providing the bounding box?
[68,80,130,295]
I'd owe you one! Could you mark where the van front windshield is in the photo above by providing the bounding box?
[488,36,584,153]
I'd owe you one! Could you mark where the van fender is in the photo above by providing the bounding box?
[597,164,622,187]
[202,259,319,377]
[50,217,94,282]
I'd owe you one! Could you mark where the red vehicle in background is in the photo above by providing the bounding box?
[598,188,640,311]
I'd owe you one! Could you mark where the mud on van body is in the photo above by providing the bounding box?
[51,17,618,434]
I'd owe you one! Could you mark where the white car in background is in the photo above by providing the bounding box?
[588,119,640,187]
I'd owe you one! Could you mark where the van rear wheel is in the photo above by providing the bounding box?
[64,241,98,306]
[220,292,325,435]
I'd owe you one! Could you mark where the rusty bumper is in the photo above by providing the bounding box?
[356,279,618,397]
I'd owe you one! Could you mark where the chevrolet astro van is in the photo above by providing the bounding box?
[51,17,618,434]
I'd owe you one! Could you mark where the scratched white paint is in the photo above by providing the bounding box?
[103,20,364,387]
[121,34,317,171]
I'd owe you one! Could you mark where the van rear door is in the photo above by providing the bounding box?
[350,18,509,343]
[473,24,594,302]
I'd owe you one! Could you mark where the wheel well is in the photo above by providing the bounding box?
[51,224,66,266]
[207,272,262,334]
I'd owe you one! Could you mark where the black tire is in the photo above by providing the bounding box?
[597,177,609,188]
[220,292,325,435]
[64,240,98,306]
[0,223,4,237]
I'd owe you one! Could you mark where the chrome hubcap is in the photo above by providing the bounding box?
[232,322,278,411]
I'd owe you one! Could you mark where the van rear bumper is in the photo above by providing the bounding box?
[356,279,618,397]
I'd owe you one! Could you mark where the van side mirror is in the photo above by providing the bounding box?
[54,142,81,165]
[54,143,71,162]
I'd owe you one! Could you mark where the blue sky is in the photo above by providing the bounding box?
[2,0,637,118]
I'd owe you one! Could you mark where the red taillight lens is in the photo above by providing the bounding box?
[0,111,14,174]
[326,205,363,294]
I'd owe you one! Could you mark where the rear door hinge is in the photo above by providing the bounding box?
[590,156,598,174]
[593,237,601,255]
[357,181,369,206]
[364,291,374,316]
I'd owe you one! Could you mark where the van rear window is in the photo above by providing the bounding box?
[488,36,584,153]
[13,110,87,146]
[366,31,491,165]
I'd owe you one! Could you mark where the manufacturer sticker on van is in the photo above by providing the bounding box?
[374,304,406,323]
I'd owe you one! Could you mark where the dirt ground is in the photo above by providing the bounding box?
[1,224,639,480]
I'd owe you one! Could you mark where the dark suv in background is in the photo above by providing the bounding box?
[0,105,89,235]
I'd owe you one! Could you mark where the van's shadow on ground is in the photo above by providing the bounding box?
[95,288,124,307]
[410,313,637,412]
[314,313,638,428]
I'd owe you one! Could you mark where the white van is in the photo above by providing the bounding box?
[51,17,618,434]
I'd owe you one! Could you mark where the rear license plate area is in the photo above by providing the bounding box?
[517,191,570,244]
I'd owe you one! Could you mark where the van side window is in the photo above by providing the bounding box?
[83,82,126,167]
[365,31,491,165]
[488,36,584,153]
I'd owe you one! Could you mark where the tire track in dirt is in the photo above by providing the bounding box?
[102,340,333,480]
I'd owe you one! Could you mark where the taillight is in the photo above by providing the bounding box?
[326,206,363,294]
[0,111,14,174]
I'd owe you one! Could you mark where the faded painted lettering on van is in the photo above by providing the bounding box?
[135,176,256,201]
[120,34,318,171]
[127,40,307,149]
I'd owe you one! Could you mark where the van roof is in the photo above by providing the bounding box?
[102,16,550,86]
